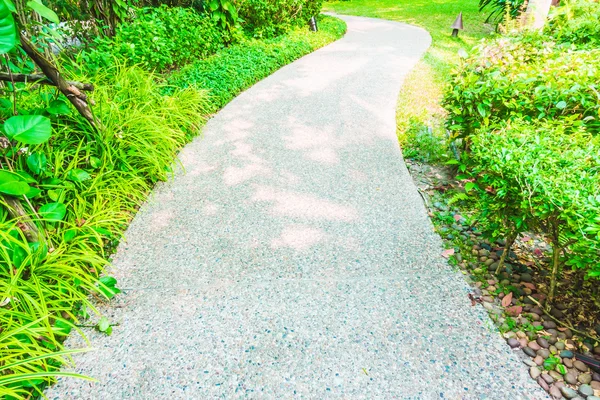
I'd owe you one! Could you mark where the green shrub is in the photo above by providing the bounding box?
[444,35,600,141]
[234,0,324,38]
[79,5,226,73]
[466,120,600,290]
[546,0,600,47]
[0,65,209,397]
[168,15,346,109]
[478,0,526,24]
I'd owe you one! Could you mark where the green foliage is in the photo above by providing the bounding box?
[444,1,600,290]
[234,0,323,38]
[444,36,600,141]
[467,120,600,278]
[478,0,526,24]
[545,0,600,47]
[0,64,210,397]
[207,0,238,32]
[169,15,345,110]
[79,5,226,73]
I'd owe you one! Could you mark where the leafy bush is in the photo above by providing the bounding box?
[79,5,227,73]
[478,0,526,24]
[169,15,346,109]
[545,0,600,46]
[234,0,324,38]
[466,120,600,292]
[444,35,600,140]
[444,1,600,300]
[0,65,209,398]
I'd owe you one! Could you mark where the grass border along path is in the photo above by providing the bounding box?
[168,15,347,112]
[1,15,346,400]
[324,1,490,163]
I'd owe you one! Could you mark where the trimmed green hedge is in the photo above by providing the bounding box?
[168,15,346,110]
[79,5,227,73]
[234,0,323,38]
[443,0,600,299]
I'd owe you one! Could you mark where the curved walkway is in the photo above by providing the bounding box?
[48,15,547,399]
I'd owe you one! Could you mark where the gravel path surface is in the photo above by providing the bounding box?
[47,15,548,399]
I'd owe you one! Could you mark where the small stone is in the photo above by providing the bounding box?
[586,397,600,400]
[482,296,494,303]
[556,342,566,350]
[561,386,579,399]
[485,258,494,266]
[483,302,493,311]
[579,384,594,397]
[574,361,589,372]
[591,381,600,390]
[537,349,550,359]
[530,366,542,379]
[594,347,600,356]
[541,373,554,384]
[516,331,527,339]
[524,347,537,357]
[549,371,563,381]
[488,285,497,292]
[538,377,550,392]
[566,372,578,385]
[564,329,574,339]
[593,371,600,381]
[556,303,569,310]
[549,385,563,398]
[523,359,537,367]
[564,358,574,368]
[548,336,558,345]
[578,373,592,384]
[543,321,558,329]
[508,338,520,348]
[537,337,550,349]
[529,341,542,351]
[520,273,533,282]
[529,313,541,321]
[550,345,558,354]
[534,355,544,366]
[560,350,574,359]
[519,338,529,348]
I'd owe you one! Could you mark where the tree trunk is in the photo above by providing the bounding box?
[2,195,40,243]
[495,231,517,275]
[525,0,553,29]
[19,33,99,129]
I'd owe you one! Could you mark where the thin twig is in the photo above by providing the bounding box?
[526,295,599,343]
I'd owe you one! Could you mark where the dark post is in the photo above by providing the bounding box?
[309,16,318,32]
[451,12,464,37]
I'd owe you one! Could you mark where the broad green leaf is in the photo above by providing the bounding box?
[464,182,476,193]
[46,99,71,115]
[25,186,42,198]
[14,170,36,183]
[0,170,29,195]
[4,115,52,144]
[38,202,66,221]
[556,101,567,110]
[63,228,77,242]
[27,152,47,175]
[89,156,101,169]
[0,0,16,54]
[26,0,59,24]
[66,169,91,183]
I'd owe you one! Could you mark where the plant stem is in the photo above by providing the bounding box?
[495,230,517,275]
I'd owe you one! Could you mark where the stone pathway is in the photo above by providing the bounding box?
[48,15,547,399]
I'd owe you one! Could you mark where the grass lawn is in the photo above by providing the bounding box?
[324,0,492,162]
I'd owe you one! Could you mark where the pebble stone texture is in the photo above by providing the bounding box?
[47,15,548,400]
